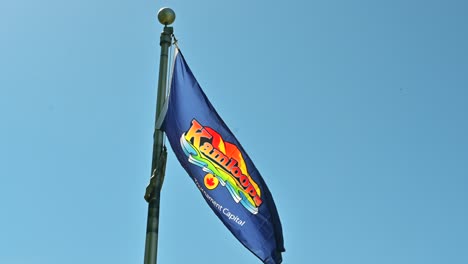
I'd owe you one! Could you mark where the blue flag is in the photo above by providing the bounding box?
[160,49,285,264]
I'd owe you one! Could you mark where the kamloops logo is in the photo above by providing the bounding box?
[180,119,263,214]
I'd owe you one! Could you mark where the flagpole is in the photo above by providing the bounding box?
[143,7,175,264]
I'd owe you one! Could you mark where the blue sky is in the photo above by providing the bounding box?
[1,0,467,263]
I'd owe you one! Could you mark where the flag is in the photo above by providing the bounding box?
[160,48,285,264]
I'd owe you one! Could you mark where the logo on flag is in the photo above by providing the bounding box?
[180,119,263,214]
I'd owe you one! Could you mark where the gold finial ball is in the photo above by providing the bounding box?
[158,7,176,25]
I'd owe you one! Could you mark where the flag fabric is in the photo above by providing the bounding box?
[160,48,285,264]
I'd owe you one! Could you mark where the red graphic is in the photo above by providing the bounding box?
[206,177,215,186]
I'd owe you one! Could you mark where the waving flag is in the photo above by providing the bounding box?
[160,49,285,264]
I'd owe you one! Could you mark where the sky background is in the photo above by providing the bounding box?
[1,0,467,263]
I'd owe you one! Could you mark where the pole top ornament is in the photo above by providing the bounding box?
[158,7,176,25]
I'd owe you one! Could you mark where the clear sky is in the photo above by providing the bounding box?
[1,0,467,263]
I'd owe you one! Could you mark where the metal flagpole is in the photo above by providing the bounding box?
[143,7,175,264]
